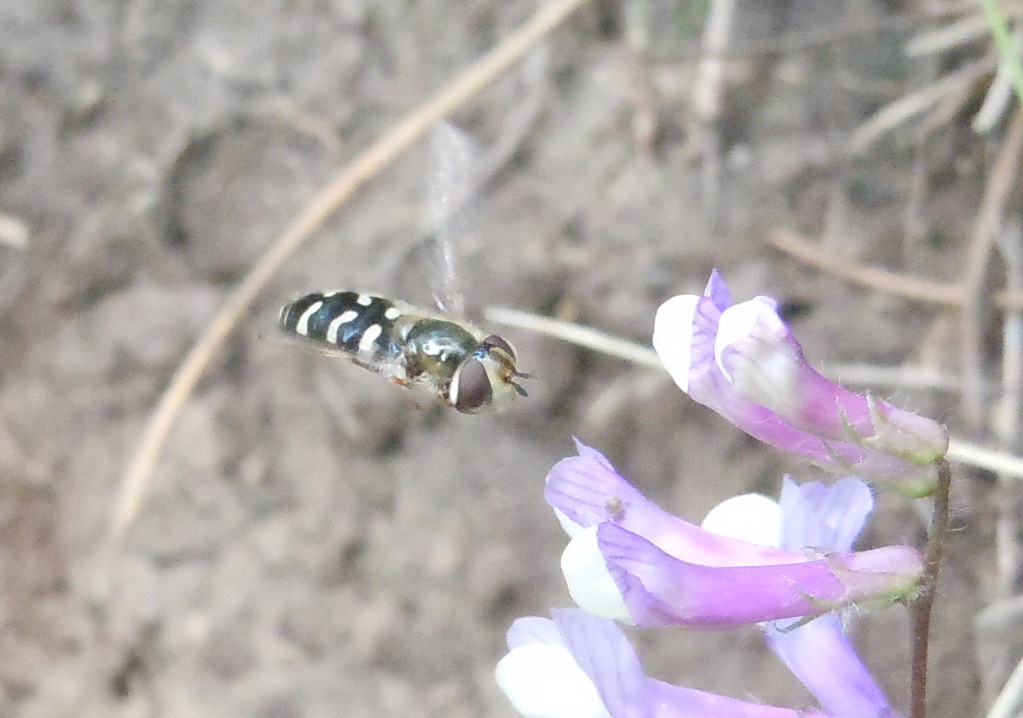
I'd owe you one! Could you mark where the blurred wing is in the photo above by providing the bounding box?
[428,122,480,318]
[275,329,408,380]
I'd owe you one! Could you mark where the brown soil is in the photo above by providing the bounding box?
[0,2,1012,716]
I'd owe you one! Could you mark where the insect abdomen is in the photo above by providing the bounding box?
[279,291,402,362]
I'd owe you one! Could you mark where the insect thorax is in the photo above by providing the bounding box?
[400,318,479,385]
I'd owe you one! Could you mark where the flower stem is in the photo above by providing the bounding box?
[910,459,952,718]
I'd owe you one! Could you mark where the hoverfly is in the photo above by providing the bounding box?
[279,124,528,414]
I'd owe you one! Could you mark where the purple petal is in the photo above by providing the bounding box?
[647,681,832,718]
[704,269,732,310]
[545,439,650,531]
[506,616,564,650]
[553,609,647,718]
[778,477,874,553]
[547,441,806,567]
[595,523,922,627]
[714,300,874,440]
[766,616,897,718]
[683,292,728,405]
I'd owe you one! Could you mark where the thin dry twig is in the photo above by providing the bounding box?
[903,50,942,252]
[851,57,994,152]
[623,0,657,154]
[961,106,1023,428]
[692,0,737,212]
[692,0,736,126]
[484,305,662,369]
[974,23,1023,132]
[769,227,1023,310]
[719,15,919,58]
[994,217,1023,597]
[946,438,1023,479]
[987,649,1023,718]
[906,12,993,56]
[902,0,1023,134]
[980,0,1023,118]
[826,363,973,394]
[112,0,596,536]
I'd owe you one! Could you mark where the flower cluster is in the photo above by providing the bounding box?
[496,272,948,718]
[653,270,947,497]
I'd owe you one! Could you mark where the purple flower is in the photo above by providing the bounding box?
[496,608,835,718]
[708,476,899,718]
[547,441,922,627]
[763,479,899,718]
[765,618,897,718]
[652,270,948,496]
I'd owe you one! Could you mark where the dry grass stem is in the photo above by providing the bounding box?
[624,0,657,153]
[980,0,1023,116]
[851,58,994,151]
[961,107,1023,428]
[906,13,993,56]
[693,0,736,124]
[770,227,1023,310]
[827,364,971,393]
[484,305,663,369]
[947,438,1023,480]
[986,650,1023,718]
[905,1,1023,133]
[692,0,737,211]
[688,15,918,60]
[994,218,1023,597]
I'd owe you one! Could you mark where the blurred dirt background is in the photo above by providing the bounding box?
[1,1,1021,716]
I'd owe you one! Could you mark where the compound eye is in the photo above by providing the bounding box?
[482,334,516,361]
[451,358,493,413]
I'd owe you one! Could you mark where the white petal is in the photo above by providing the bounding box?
[701,493,781,548]
[495,643,611,718]
[715,299,800,414]
[553,507,585,538]
[653,295,700,393]
[561,527,633,623]
[713,299,784,375]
